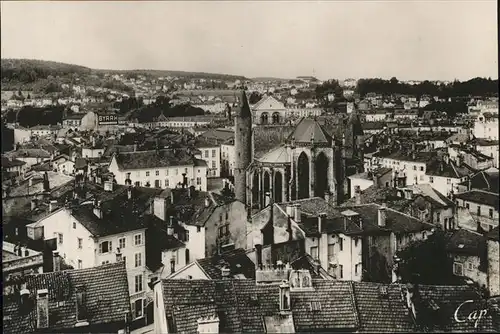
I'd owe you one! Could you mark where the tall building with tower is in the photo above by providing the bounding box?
[234,90,253,204]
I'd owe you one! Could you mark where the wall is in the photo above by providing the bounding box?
[377,157,426,186]
[221,143,235,177]
[428,175,462,197]
[452,254,488,289]
[167,262,208,280]
[13,128,31,145]
[487,239,499,296]
[199,146,221,177]
[456,198,499,231]
[476,144,499,168]
[82,147,105,159]
[181,223,206,261]
[348,177,373,198]
[474,118,499,140]
[154,282,169,334]
[161,247,187,277]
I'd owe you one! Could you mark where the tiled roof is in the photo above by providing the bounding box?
[487,226,499,241]
[195,248,256,279]
[7,149,51,159]
[160,279,359,333]
[278,197,339,217]
[343,185,412,211]
[352,282,416,332]
[287,118,332,144]
[459,170,499,194]
[426,159,474,178]
[454,190,499,209]
[3,262,130,334]
[2,156,27,168]
[113,148,199,170]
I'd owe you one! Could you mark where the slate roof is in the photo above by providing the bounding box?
[426,159,475,178]
[352,282,416,332]
[113,148,201,170]
[287,118,333,144]
[459,170,499,194]
[3,262,130,334]
[195,248,256,279]
[7,149,51,159]
[341,203,435,235]
[487,226,499,241]
[343,185,412,211]
[2,156,27,168]
[160,279,359,333]
[454,190,499,209]
[257,145,291,164]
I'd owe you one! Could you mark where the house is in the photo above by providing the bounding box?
[195,137,221,178]
[52,155,75,175]
[364,110,388,122]
[446,228,488,291]
[454,190,498,232]
[150,187,248,261]
[348,167,393,197]
[166,248,256,280]
[25,183,163,321]
[62,114,84,129]
[345,183,456,230]
[108,148,208,191]
[3,241,44,281]
[473,139,499,168]
[2,262,131,334]
[474,112,499,140]
[426,153,475,197]
[2,156,27,176]
[252,95,287,125]
[5,148,52,168]
[487,227,499,297]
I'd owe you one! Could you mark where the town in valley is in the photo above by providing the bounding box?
[1,1,499,333]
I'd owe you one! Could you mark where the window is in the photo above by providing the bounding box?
[116,253,122,262]
[477,206,481,216]
[73,222,76,229]
[146,171,150,177]
[354,238,359,247]
[212,149,216,157]
[58,233,64,245]
[447,178,451,184]
[225,212,229,220]
[135,275,143,293]
[135,253,142,267]
[102,260,110,265]
[131,298,144,319]
[78,260,82,269]
[310,246,319,260]
[77,238,83,249]
[197,177,202,185]
[422,232,427,239]
[184,168,188,174]
[155,180,161,188]
[185,249,190,264]
[99,241,112,254]
[339,265,344,279]
[453,262,464,276]
[165,169,169,176]
[436,212,441,223]
[429,176,433,183]
[185,230,190,241]
[413,165,417,171]
[155,170,159,176]
[197,226,201,233]
[339,237,344,251]
[420,166,424,171]
[355,263,360,275]
[466,203,470,210]
[419,175,424,181]
[327,244,335,262]
[205,150,209,158]
[467,262,474,270]
[212,161,216,169]
[119,237,126,249]
[489,209,493,218]
[134,234,142,246]
[219,226,224,238]
[135,181,140,187]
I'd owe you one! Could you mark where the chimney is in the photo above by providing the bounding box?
[221,267,231,279]
[167,217,174,236]
[378,204,387,227]
[285,204,294,217]
[457,154,463,167]
[20,287,30,308]
[104,180,113,192]
[255,243,263,269]
[127,187,132,200]
[197,315,220,334]
[91,136,96,148]
[52,251,61,272]
[354,185,362,204]
[36,289,49,329]
[279,280,291,312]
[93,201,102,219]
[31,199,37,211]
[133,143,137,152]
[204,197,210,208]
[294,205,301,223]
[171,191,175,204]
[264,192,271,207]
[49,200,57,213]
[468,177,472,191]
[318,212,326,234]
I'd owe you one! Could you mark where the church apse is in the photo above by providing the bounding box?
[314,152,329,198]
[297,152,310,200]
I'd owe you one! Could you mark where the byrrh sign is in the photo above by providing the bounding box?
[98,114,118,125]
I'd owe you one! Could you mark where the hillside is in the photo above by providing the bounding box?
[251,77,291,82]
[93,68,248,81]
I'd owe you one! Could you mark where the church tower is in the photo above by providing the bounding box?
[234,90,253,204]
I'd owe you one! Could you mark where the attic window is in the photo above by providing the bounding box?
[309,301,322,311]
[249,295,259,306]
[379,286,389,298]
[458,244,464,249]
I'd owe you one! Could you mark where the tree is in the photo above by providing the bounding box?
[249,91,262,104]
[396,230,462,285]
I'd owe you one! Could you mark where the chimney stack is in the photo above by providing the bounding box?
[378,204,387,227]
[104,180,113,192]
[52,250,61,272]
[318,212,326,234]
[127,187,132,200]
[354,185,362,204]
[255,243,263,269]
[93,201,102,219]
[49,200,57,213]
[221,267,231,279]
[36,289,49,329]
[204,197,210,208]
[285,204,294,217]
[171,191,175,205]
[167,217,174,236]
[294,205,301,223]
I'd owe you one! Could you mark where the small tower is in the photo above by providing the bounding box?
[234,90,253,204]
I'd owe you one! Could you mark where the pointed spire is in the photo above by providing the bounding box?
[237,90,252,118]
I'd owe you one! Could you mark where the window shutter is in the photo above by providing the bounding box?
[131,301,136,318]
[109,241,113,253]
[99,243,102,254]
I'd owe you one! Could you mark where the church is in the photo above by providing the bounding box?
[232,90,365,213]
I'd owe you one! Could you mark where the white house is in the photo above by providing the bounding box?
[474,113,499,140]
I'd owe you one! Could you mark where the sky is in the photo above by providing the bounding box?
[1,1,498,81]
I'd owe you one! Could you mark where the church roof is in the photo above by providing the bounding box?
[287,117,332,144]
[237,90,252,118]
[257,145,290,164]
